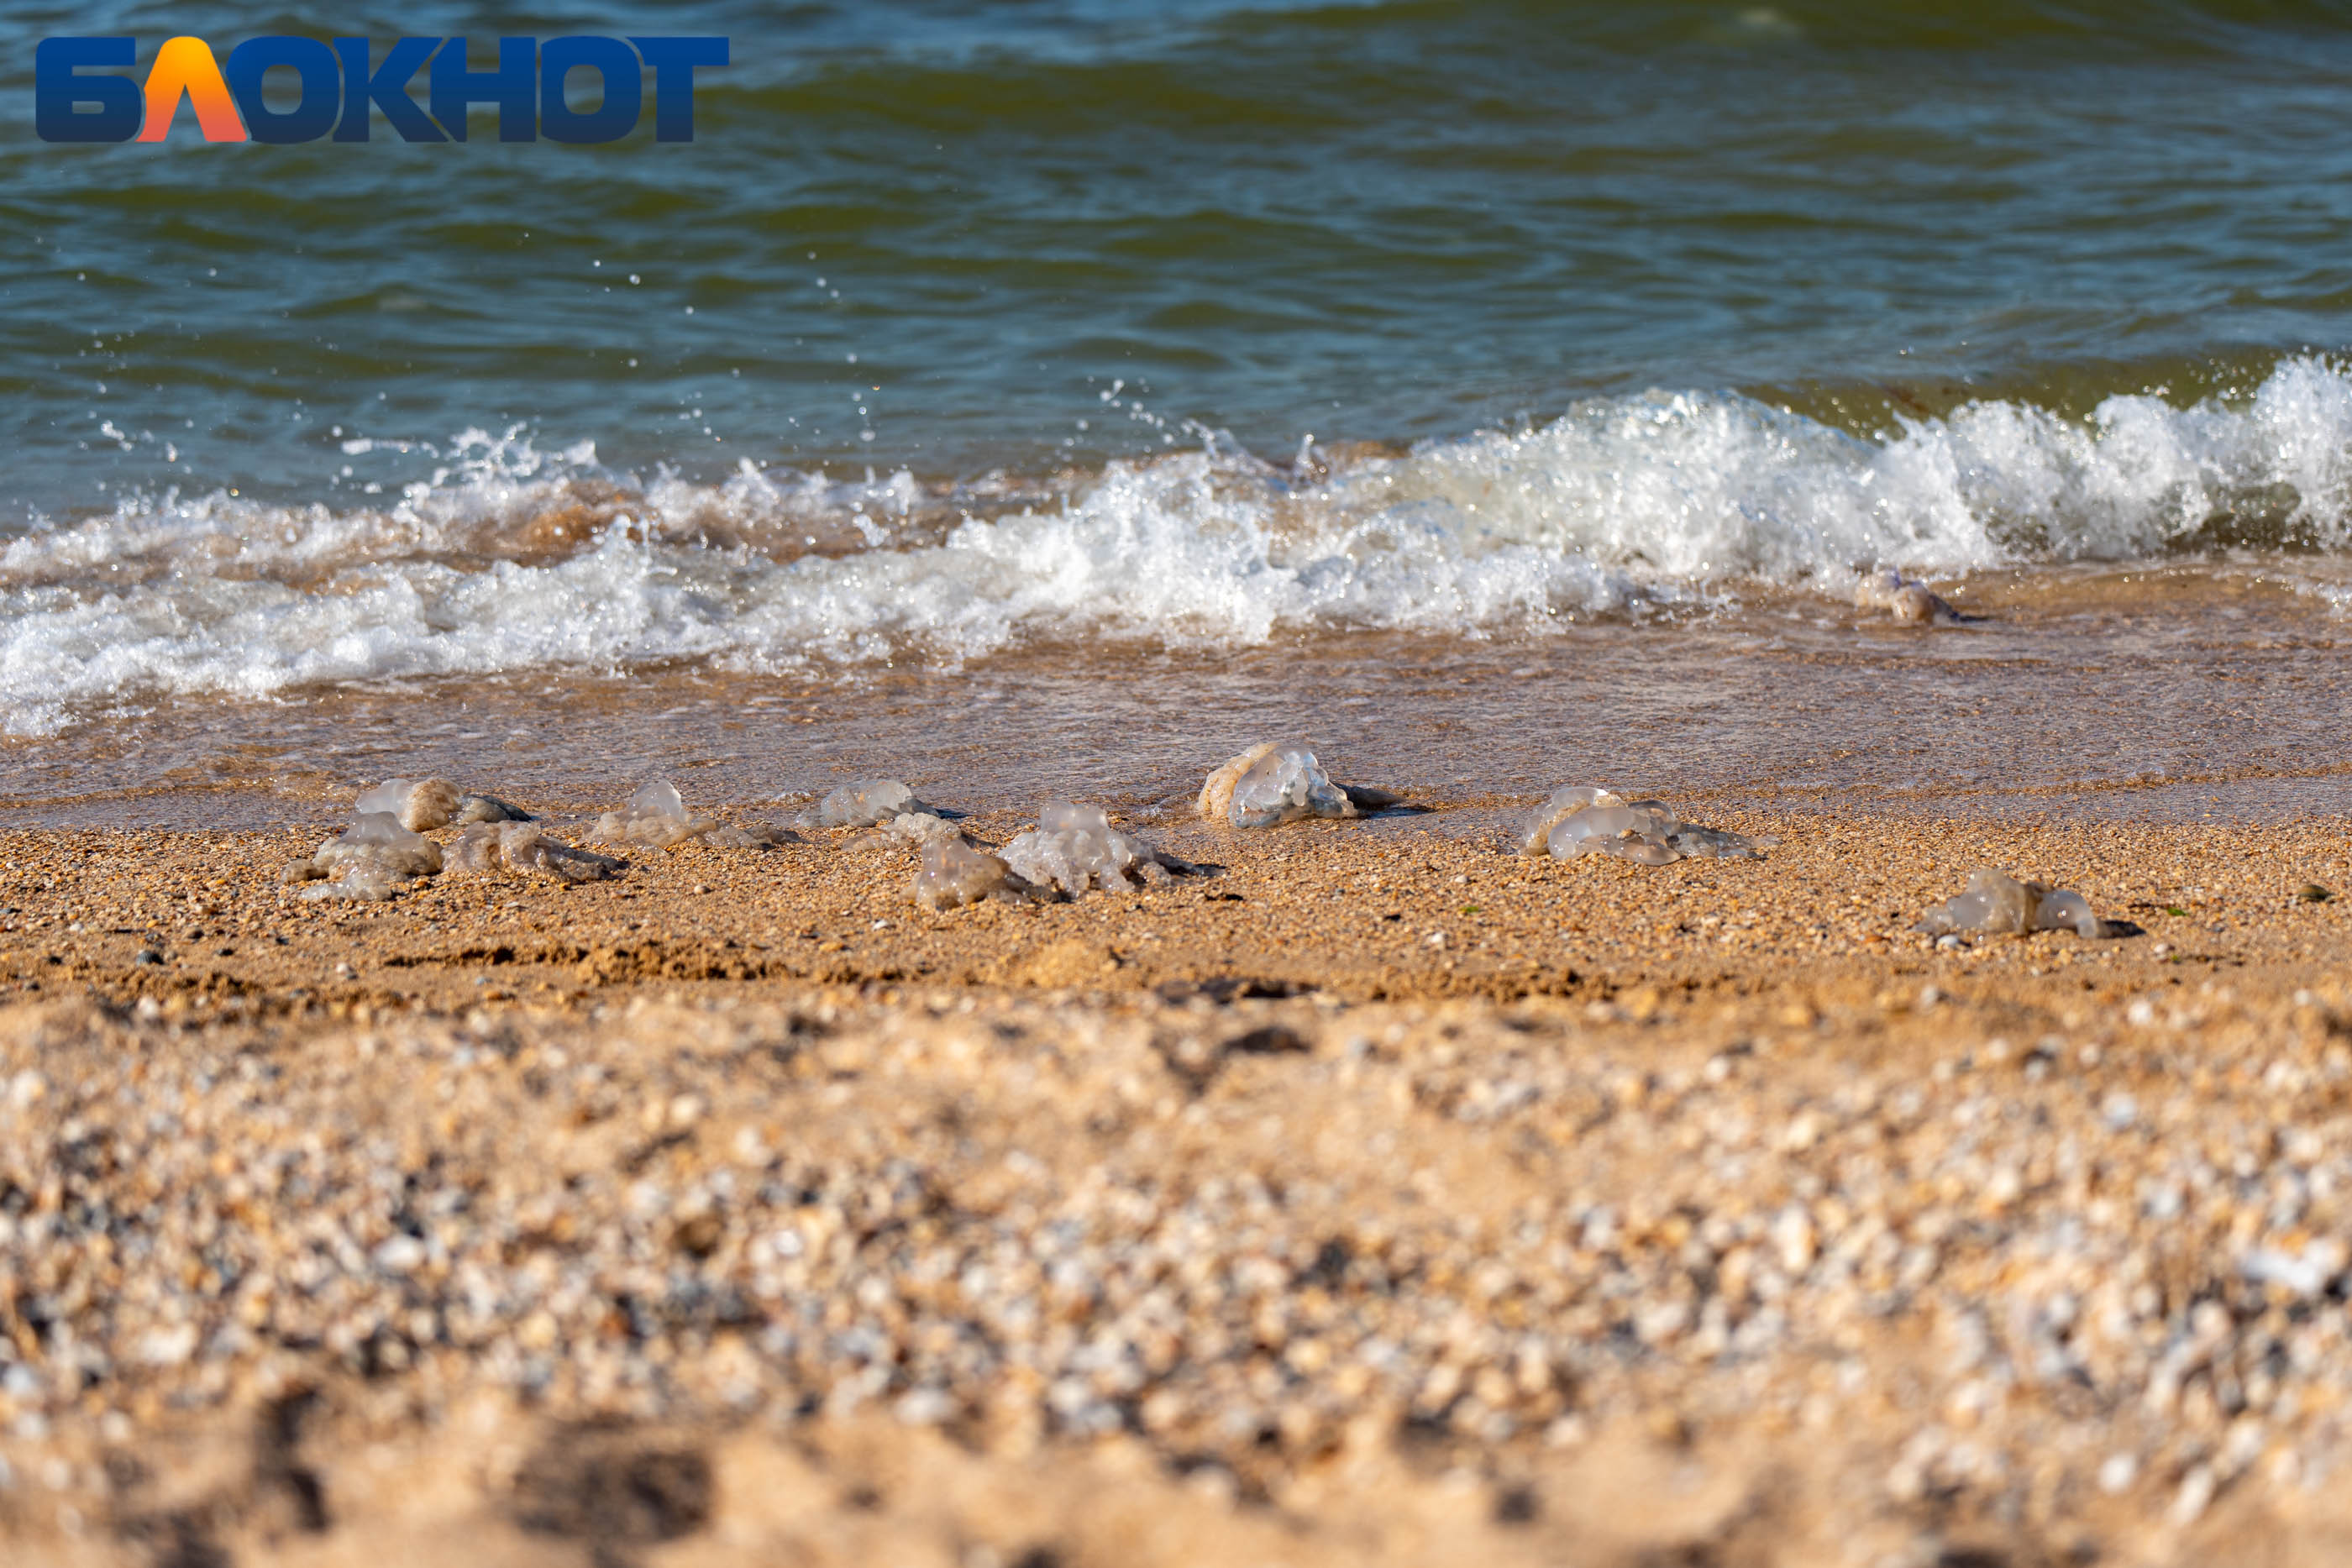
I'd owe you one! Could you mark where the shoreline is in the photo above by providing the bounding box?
[3,807,2344,1009]
[7,553,2351,836]
[0,806,2348,1563]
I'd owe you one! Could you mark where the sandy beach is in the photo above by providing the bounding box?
[1,800,2347,1565]
[18,4,2352,1563]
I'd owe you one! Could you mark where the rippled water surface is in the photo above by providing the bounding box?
[15,1,2352,501]
[7,567,2345,830]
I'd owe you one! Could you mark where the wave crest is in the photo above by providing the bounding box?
[6,357,2352,735]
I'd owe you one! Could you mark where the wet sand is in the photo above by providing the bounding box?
[8,564,2352,836]
[1,800,2349,1565]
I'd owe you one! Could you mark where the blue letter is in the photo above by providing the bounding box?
[629,37,727,142]
[223,36,339,144]
[34,37,142,144]
[541,36,641,144]
[333,37,444,142]
[430,35,536,142]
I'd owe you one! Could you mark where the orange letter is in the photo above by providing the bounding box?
[137,37,247,142]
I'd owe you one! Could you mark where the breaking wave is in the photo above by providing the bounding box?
[7,354,2352,736]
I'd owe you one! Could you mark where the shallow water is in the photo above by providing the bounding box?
[3,565,2343,831]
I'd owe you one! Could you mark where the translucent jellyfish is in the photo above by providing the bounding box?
[1232,746,1357,827]
[1916,868,2111,938]
[1522,785,1767,866]
[1000,801,1142,894]
[876,812,960,843]
[2035,889,2105,938]
[1200,743,1356,828]
[314,811,443,879]
[804,779,939,829]
[354,776,533,830]
[444,825,512,873]
[591,778,721,850]
[704,821,796,850]
[1663,825,1768,860]
[289,810,444,898]
[453,793,533,825]
[1520,786,1626,853]
[447,822,625,884]
[915,836,1020,910]
[1856,570,1960,626]
[1919,868,2035,933]
[301,868,405,903]
[1550,801,1678,863]
[354,776,464,832]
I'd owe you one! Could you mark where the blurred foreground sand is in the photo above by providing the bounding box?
[0,807,2348,1566]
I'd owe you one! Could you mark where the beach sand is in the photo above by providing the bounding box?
[1,802,2349,1565]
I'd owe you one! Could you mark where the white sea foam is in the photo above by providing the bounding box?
[7,359,2352,734]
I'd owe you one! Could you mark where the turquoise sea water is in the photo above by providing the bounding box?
[10,1,2352,507]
